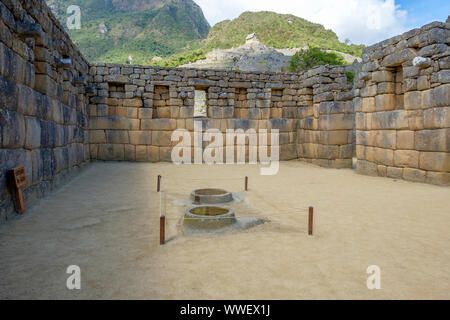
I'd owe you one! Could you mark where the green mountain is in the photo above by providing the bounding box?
[45,1,364,67]
[46,0,211,64]
[205,11,363,55]
[156,11,364,67]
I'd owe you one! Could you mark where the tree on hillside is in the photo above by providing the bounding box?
[289,47,345,72]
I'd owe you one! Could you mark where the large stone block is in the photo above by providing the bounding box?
[387,166,403,179]
[381,48,417,67]
[373,130,396,149]
[319,101,346,114]
[404,91,423,110]
[424,107,450,129]
[0,74,18,111]
[361,97,375,112]
[98,144,125,161]
[268,118,292,132]
[396,130,415,150]
[89,130,106,144]
[371,110,408,130]
[318,114,353,130]
[414,129,449,152]
[151,131,173,147]
[123,98,142,107]
[141,118,177,131]
[89,116,140,130]
[24,116,41,149]
[135,145,148,162]
[104,74,129,84]
[356,159,379,176]
[426,171,450,186]
[106,130,129,144]
[1,110,25,148]
[129,131,152,145]
[374,147,394,166]
[394,150,419,168]
[434,84,450,107]
[375,94,395,111]
[34,74,56,98]
[419,152,450,172]
[403,168,426,183]
[372,71,395,82]
[280,144,297,160]
[148,146,160,162]
[319,130,349,145]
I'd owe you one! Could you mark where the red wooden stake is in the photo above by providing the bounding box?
[308,207,314,236]
[157,175,161,192]
[160,215,165,245]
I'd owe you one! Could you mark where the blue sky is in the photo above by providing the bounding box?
[397,0,449,29]
[195,0,449,46]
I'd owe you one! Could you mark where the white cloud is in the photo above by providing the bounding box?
[194,0,408,45]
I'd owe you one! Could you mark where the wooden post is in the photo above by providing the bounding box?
[308,207,314,236]
[160,216,166,245]
[245,176,248,191]
[8,167,27,214]
[157,175,161,192]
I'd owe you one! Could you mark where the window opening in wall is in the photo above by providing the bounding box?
[393,66,404,110]
[153,85,170,118]
[194,89,208,118]
[270,88,283,118]
[234,88,248,118]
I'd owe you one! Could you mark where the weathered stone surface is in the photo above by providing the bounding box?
[381,49,416,67]
[98,144,125,161]
[414,129,449,152]
[106,130,129,144]
[356,160,379,176]
[1,110,25,148]
[396,130,415,150]
[403,168,426,183]
[129,131,152,145]
[24,116,41,149]
[141,118,177,131]
[434,84,450,107]
[419,152,450,171]
[90,116,140,130]
[426,171,450,186]
[424,107,450,129]
[394,150,419,168]
[371,110,408,129]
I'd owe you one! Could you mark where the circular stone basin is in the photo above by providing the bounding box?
[184,206,236,229]
[191,188,233,204]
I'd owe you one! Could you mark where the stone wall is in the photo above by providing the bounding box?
[354,21,450,185]
[87,64,355,164]
[0,0,90,221]
[1,1,449,222]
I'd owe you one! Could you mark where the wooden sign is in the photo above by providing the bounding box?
[9,166,27,214]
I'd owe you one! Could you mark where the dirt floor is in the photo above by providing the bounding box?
[0,161,449,300]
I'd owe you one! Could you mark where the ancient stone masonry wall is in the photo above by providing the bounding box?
[88,64,354,165]
[354,20,450,186]
[297,65,355,168]
[0,0,90,221]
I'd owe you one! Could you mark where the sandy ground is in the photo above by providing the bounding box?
[0,161,449,300]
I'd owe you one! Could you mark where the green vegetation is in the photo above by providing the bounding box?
[203,12,364,56]
[346,71,355,84]
[46,0,210,64]
[289,47,346,72]
[46,2,364,67]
